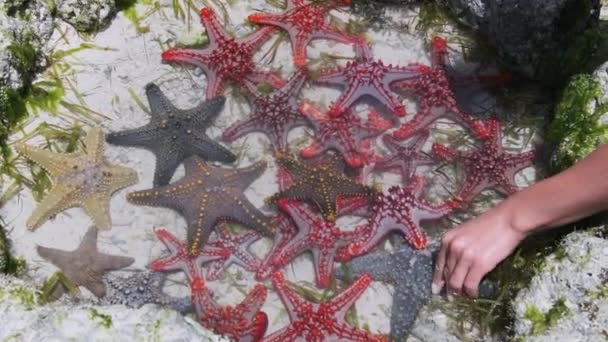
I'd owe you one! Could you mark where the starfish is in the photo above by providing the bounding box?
[263,271,387,342]
[102,271,193,314]
[272,199,368,288]
[432,117,535,202]
[372,130,434,182]
[150,229,268,341]
[128,157,274,255]
[346,176,457,259]
[36,226,135,298]
[15,128,138,231]
[392,37,490,140]
[335,244,434,340]
[315,43,423,117]
[222,70,311,153]
[162,8,283,99]
[248,0,360,68]
[106,83,235,186]
[299,101,391,168]
[205,224,263,281]
[267,153,376,222]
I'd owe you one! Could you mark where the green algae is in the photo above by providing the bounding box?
[547,74,608,174]
[524,297,570,336]
[0,284,39,310]
[89,308,113,328]
[0,221,26,276]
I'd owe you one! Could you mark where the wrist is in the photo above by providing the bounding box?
[498,191,543,238]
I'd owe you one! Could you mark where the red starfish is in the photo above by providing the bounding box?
[372,130,435,182]
[223,71,310,153]
[248,0,360,68]
[346,176,457,259]
[299,101,392,168]
[162,8,284,99]
[272,199,368,288]
[432,117,535,203]
[150,229,268,341]
[264,272,386,342]
[315,43,424,117]
[392,37,490,140]
[206,224,263,281]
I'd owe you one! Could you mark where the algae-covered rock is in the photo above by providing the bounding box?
[512,230,608,340]
[55,0,117,33]
[0,274,228,341]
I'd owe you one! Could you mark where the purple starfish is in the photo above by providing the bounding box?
[205,224,263,280]
[248,0,361,68]
[299,101,392,168]
[162,8,283,99]
[432,117,535,203]
[346,176,457,259]
[372,130,434,182]
[315,43,423,117]
[222,71,310,153]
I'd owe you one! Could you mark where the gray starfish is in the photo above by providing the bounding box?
[101,270,193,313]
[107,83,236,186]
[37,226,135,298]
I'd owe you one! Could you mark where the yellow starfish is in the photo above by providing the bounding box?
[15,128,138,231]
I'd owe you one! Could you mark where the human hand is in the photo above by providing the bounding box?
[431,202,528,297]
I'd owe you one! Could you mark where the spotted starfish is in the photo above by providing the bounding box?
[432,117,535,202]
[268,153,376,222]
[248,0,360,68]
[102,271,193,314]
[128,157,274,255]
[16,128,138,231]
[299,101,391,168]
[37,226,135,298]
[315,43,422,117]
[162,8,283,99]
[335,244,434,340]
[372,130,434,182]
[107,84,235,186]
[205,224,263,281]
[264,271,387,341]
[392,37,490,140]
[151,229,268,341]
[346,176,457,259]
[222,71,311,153]
[272,199,368,288]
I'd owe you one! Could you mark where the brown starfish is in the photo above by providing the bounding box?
[37,226,135,298]
[267,153,376,222]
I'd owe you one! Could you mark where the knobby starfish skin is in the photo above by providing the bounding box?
[432,117,535,203]
[162,8,284,99]
[372,130,434,182]
[127,157,274,255]
[392,37,490,141]
[299,101,392,168]
[272,199,369,288]
[315,43,423,117]
[151,229,269,341]
[263,272,387,342]
[346,176,457,259]
[248,0,361,68]
[206,224,263,281]
[222,71,311,153]
[107,84,235,186]
[16,128,138,231]
[335,244,434,340]
[267,153,376,222]
[37,226,135,298]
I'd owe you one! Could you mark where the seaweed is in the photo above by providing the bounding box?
[524,297,570,335]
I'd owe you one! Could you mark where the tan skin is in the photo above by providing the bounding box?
[432,144,608,297]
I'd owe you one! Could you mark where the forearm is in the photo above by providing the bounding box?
[504,144,608,235]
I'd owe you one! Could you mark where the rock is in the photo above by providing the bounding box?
[512,230,608,340]
[55,0,117,33]
[441,0,601,81]
[0,274,228,341]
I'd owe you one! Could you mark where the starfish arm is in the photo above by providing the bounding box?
[222,115,265,142]
[414,201,454,221]
[247,12,284,29]
[144,83,178,118]
[241,26,277,52]
[106,164,138,193]
[85,279,108,298]
[105,124,163,148]
[96,252,135,273]
[262,326,300,342]
[205,260,226,280]
[36,245,74,271]
[237,284,268,319]
[283,70,308,96]
[271,272,311,321]
[389,286,430,340]
[198,8,226,47]
[83,194,113,231]
[247,70,286,89]
[503,150,535,172]
[311,248,336,288]
[300,140,324,159]
[224,160,268,190]
[369,79,406,115]
[206,72,226,99]
[315,66,348,86]
[26,185,79,230]
[189,96,226,127]
[151,146,184,186]
[331,273,372,318]
[383,65,426,84]
[292,33,312,68]
[15,144,81,179]
[431,143,458,161]
[127,182,191,212]
[161,47,212,71]
[494,173,521,196]
[222,196,274,237]
[331,322,385,341]
[186,130,236,164]
[83,128,106,163]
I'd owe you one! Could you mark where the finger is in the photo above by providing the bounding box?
[463,262,490,298]
[432,246,448,294]
[446,254,472,296]
[444,241,460,281]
